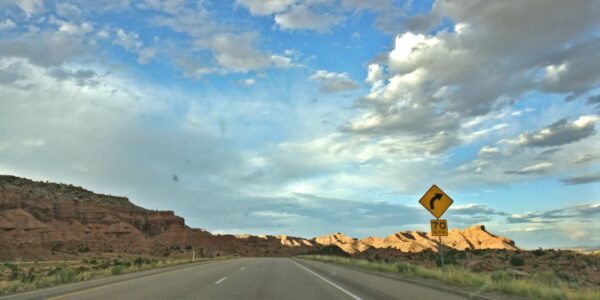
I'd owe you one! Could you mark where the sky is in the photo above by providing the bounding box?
[0,0,599,249]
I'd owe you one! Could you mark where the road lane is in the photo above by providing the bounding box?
[47,258,253,300]
[187,257,359,300]
[1,257,473,300]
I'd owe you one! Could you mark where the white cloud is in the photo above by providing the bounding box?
[309,70,358,93]
[137,47,157,64]
[114,28,143,51]
[56,2,83,18]
[505,115,598,148]
[196,32,271,71]
[506,162,554,175]
[270,54,302,68]
[236,0,297,15]
[243,78,256,86]
[340,0,405,34]
[236,0,345,32]
[366,64,384,84]
[113,28,157,64]
[0,19,16,30]
[14,0,45,15]
[340,0,600,158]
[274,4,343,31]
[478,146,500,157]
[0,24,93,67]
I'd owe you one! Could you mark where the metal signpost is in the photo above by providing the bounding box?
[419,185,453,269]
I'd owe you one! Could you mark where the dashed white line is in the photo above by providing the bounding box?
[215,277,227,285]
[240,266,245,270]
[291,260,362,300]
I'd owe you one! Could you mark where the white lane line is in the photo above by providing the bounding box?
[291,260,362,300]
[215,277,227,285]
[240,266,245,270]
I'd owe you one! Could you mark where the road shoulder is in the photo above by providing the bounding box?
[293,258,517,300]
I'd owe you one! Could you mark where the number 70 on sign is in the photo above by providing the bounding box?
[431,219,448,236]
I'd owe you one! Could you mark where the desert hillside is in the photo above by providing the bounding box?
[315,225,517,254]
[0,175,517,260]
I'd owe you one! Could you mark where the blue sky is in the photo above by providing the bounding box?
[0,0,599,249]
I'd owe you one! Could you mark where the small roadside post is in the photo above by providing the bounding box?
[419,185,454,269]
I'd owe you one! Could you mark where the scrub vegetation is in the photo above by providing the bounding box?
[300,255,600,300]
[0,257,216,295]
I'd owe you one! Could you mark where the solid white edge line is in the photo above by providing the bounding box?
[291,260,362,300]
[215,277,227,285]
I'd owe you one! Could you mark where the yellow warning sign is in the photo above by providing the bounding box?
[419,184,454,219]
[431,219,448,236]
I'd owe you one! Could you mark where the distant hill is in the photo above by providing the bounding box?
[315,224,518,254]
[0,175,518,260]
[561,246,600,254]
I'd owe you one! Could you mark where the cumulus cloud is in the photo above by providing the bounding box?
[56,2,83,18]
[46,67,99,86]
[235,0,296,15]
[113,28,157,64]
[274,4,344,32]
[237,0,345,32]
[343,0,600,157]
[0,19,16,30]
[340,0,406,34]
[0,22,94,67]
[147,1,300,73]
[505,115,598,148]
[14,0,45,15]
[195,32,272,71]
[309,70,358,93]
[236,0,407,34]
[0,58,439,237]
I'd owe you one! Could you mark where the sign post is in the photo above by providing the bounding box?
[419,185,453,269]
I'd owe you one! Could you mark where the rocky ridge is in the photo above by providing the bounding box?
[0,175,517,260]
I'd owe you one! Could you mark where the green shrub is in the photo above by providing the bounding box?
[491,270,512,282]
[510,255,525,267]
[396,262,417,274]
[52,268,78,283]
[532,248,545,256]
[436,252,457,266]
[111,265,126,275]
[534,271,560,286]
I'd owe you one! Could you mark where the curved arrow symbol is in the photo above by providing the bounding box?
[429,193,442,210]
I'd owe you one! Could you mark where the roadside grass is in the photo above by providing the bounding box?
[299,255,600,300]
[0,257,221,296]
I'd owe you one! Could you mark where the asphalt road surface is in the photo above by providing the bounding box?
[2,258,473,300]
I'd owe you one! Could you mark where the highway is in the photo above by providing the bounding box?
[2,258,475,300]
